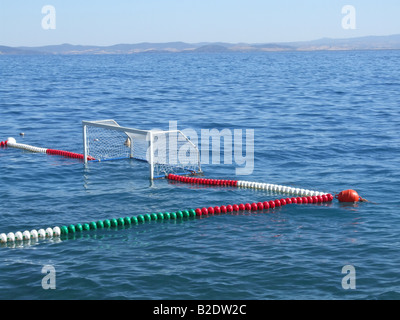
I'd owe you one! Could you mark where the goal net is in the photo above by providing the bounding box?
[82,120,202,179]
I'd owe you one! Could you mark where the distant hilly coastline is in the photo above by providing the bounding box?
[1,34,400,55]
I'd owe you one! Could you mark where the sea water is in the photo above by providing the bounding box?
[0,51,399,299]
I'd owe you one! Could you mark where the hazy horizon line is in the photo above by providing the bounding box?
[4,33,400,48]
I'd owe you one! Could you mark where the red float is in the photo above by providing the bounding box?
[269,200,275,208]
[336,190,361,203]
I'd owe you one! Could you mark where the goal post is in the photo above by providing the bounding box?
[82,120,202,179]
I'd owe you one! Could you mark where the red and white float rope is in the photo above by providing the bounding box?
[1,137,95,161]
[167,174,332,198]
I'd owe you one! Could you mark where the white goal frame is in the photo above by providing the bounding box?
[82,120,202,179]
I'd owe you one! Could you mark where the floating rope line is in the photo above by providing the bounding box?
[167,174,329,197]
[1,137,95,161]
[0,194,333,245]
[0,137,356,248]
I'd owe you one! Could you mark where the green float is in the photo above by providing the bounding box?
[103,219,111,228]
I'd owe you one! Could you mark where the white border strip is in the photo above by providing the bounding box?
[237,180,326,197]
[6,138,47,153]
[1,226,60,244]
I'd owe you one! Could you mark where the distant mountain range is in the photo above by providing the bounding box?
[2,34,400,55]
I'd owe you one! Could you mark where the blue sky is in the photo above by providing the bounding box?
[1,0,399,46]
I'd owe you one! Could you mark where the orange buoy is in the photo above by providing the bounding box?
[336,189,361,203]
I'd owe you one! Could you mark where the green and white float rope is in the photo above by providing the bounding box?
[1,192,333,245]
